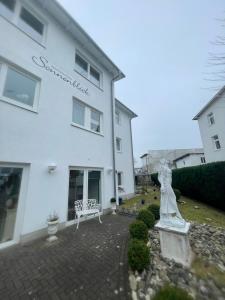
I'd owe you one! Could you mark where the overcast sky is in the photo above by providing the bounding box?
[59,0,225,165]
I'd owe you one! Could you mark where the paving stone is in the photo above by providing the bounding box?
[0,215,133,300]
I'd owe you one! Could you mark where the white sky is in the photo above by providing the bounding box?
[58,0,225,166]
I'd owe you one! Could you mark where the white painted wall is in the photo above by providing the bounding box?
[197,91,225,162]
[115,106,135,199]
[0,0,134,239]
[175,153,205,169]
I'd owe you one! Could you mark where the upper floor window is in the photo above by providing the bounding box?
[75,53,101,88]
[0,0,15,19]
[116,137,122,152]
[212,135,221,150]
[115,110,120,124]
[18,7,44,43]
[207,112,215,126]
[72,98,103,134]
[200,157,206,163]
[0,63,39,111]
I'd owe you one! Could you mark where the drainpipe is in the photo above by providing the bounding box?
[111,72,122,206]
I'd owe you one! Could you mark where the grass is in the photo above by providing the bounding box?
[191,257,225,289]
[122,186,225,228]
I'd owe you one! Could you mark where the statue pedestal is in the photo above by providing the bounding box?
[155,221,193,266]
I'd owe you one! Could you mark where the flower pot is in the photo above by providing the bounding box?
[47,219,59,242]
[111,204,116,215]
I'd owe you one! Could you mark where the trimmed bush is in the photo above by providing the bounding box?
[173,188,181,201]
[129,220,148,242]
[148,204,160,220]
[151,162,225,211]
[152,285,193,300]
[137,209,155,229]
[128,239,150,272]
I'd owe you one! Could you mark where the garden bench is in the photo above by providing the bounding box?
[74,199,102,229]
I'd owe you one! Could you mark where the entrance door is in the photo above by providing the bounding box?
[67,169,102,221]
[0,167,23,245]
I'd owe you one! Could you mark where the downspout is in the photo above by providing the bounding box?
[129,118,136,195]
[111,72,122,205]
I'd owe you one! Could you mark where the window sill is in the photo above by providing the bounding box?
[0,15,46,49]
[74,69,103,92]
[71,122,104,136]
[0,97,38,113]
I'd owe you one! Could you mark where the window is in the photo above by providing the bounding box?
[75,53,101,87]
[2,65,38,109]
[91,109,101,133]
[0,0,15,19]
[212,135,221,150]
[18,7,44,43]
[200,157,206,163]
[72,99,85,126]
[116,137,122,152]
[72,98,103,134]
[115,110,120,124]
[117,172,122,186]
[207,112,215,126]
[75,54,88,77]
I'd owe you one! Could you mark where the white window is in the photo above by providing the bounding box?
[90,109,101,133]
[72,99,85,126]
[75,53,101,87]
[212,135,221,150]
[18,7,44,43]
[0,0,16,19]
[117,172,122,186]
[116,137,122,152]
[200,157,206,163]
[72,98,103,134]
[115,110,120,124]
[207,112,215,126]
[0,63,39,111]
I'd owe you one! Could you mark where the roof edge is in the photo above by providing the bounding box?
[115,99,137,118]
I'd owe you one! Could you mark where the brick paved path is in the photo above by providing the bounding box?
[0,215,133,300]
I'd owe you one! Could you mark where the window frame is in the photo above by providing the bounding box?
[72,98,103,135]
[0,62,40,112]
[116,137,122,152]
[0,0,16,20]
[207,112,215,126]
[200,157,206,163]
[211,135,221,151]
[75,51,102,89]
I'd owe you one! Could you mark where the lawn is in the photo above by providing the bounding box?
[122,186,225,228]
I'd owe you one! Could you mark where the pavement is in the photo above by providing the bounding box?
[0,214,133,300]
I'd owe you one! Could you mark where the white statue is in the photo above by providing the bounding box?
[158,159,186,228]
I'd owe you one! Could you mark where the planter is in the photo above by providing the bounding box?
[111,204,117,215]
[47,219,59,242]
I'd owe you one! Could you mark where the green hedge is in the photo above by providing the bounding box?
[128,239,150,272]
[151,162,225,211]
[152,285,193,300]
[129,220,148,242]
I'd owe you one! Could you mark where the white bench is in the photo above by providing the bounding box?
[74,199,102,229]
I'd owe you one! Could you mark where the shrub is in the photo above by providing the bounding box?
[110,197,116,203]
[173,188,181,201]
[152,285,193,300]
[148,204,160,220]
[128,239,150,272]
[129,220,148,242]
[137,209,155,229]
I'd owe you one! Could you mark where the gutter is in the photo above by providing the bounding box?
[111,73,122,205]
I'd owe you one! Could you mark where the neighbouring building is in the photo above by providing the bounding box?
[173,151,205,169]
[140,148,204,173]
[193,86,225,163]
[0,0,136,249]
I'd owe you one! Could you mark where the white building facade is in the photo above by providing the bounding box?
[174,152,205,169]
[0,0,136,248]
[193,86,225,163]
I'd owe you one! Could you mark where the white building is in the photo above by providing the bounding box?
[0,0,136,249]
[193,86,225,163]
[140,148,204,173]
[173,152,205,169]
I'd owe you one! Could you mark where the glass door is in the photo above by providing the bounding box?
[68,169,102,221]
[0,167,23,244]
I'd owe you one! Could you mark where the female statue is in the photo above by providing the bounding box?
[158,159,186,228]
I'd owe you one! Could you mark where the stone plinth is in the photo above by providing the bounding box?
[155,221,193,266]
